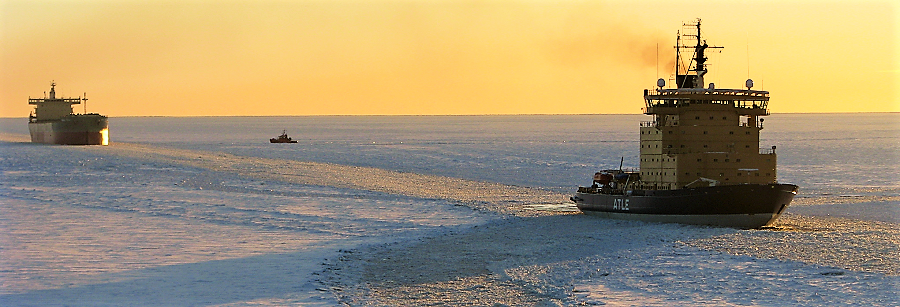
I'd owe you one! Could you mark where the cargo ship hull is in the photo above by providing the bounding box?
[572,184,798,228]
[28,115,109,145]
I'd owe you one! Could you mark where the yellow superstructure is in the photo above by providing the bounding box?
[28,82,83,121]
[638,19,777,190]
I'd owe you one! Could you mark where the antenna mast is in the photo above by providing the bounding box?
[675,18,722,89]
[746,42,751,80]
[675,30,681,83]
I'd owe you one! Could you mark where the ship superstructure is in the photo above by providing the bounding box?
[28,82,108,145]
[571,19,797,228]
[639,19,775,190]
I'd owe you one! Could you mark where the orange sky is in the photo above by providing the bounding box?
[1,0,897,116]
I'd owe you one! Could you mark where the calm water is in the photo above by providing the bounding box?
[2,113,898,197]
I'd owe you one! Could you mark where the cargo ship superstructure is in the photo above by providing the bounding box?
[28,83,108,145]
[571,19,797,228]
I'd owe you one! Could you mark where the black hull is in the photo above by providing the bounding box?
[572,184,798,228]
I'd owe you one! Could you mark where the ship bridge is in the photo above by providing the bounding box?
[643,88,770,116]
[28,82,85,121]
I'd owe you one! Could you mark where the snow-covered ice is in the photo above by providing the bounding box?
[1,114,898,306]
[0,136,497,305]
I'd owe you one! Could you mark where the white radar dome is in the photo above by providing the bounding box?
[657,78,666,88]
[745,79,754,89]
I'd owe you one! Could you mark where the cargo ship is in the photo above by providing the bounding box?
[28,82,108,145]
[570,19,798,228]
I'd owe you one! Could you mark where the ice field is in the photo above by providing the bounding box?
[1,113,897,306]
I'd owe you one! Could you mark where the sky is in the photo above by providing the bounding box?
[1,0,897,117]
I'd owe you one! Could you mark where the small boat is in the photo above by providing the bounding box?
[270,130,297,143]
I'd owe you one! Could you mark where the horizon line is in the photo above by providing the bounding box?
[2,111,898,119]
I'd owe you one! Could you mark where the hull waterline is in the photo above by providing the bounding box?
[572,184,798,228]
[28,117,109,145]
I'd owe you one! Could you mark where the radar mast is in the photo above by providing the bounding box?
[675,19,722,89]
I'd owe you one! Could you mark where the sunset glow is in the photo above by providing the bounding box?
[1,0,897,117]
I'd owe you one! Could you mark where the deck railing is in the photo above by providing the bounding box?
[28,97,82,105]
[643,88,770,111]
[645,88,770,98]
